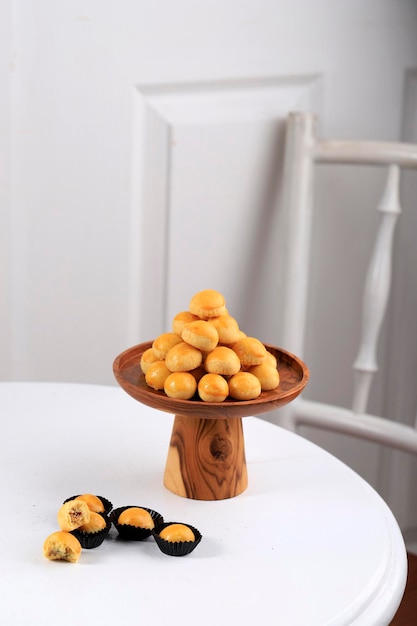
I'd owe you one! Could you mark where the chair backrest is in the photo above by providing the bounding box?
[279,111,417,455]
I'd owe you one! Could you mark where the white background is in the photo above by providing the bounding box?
[1,1,417,535]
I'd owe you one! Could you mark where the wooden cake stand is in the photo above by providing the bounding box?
[113,341,309,501]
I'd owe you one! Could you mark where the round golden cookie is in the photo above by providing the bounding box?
[118,507,155,529]
[172,311,199,336]
[57,499,91,532]
[152,332,183,359]
[198,373,229,402]
[76,494,105,513]
[189,289,227,319]
[77,511,107,533]
[164,372,197,400]
[204,346,241,376]
[248,362,280,391]
[265,351,278,368]
[182,320,219,352]
[159,523,195,543]
[43,531,82,563]
[145,361,171,390]
[207,315,241,345]
[232,337,267,367]
[165,342,203,372]
[140,347,159,374]
[228,371,262,400]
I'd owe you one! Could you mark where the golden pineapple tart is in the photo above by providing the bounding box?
[118,507,155,529]
[181,320,219,352]
[198,373,229,402]
[189,289,226,319]
[43,531,82,563]
[145,361,171,390]
[75,493,105,514]
[140,289,280,402]
[204,346,241,376]
[57,499,90,532]
[207,314,241,345]
[159,523,195,543]
[164,372,197,400]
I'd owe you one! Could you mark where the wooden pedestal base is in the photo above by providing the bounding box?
[114,341,309,501]
[163,414,248,500]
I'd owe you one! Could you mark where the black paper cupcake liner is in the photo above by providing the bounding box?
[152,522,202,556]
[110,506,164,540]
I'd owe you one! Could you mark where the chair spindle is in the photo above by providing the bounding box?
[352,165,401,414]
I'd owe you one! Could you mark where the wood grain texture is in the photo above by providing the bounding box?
[113,341,309,500]
[164,414,248,500]
[113,341,309,419]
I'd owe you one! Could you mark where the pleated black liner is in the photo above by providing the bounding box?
[110,506,164,540]
[152,522,202,556]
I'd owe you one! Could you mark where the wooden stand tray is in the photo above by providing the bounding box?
[113,341,309,500]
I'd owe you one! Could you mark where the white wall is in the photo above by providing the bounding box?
[1,0,417,532]
[0,0,12,380]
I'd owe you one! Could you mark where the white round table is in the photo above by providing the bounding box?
[0,382,407,625]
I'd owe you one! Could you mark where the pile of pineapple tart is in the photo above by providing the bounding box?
[140,289,280,402]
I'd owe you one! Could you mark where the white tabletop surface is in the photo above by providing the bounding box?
[0,382,407,626]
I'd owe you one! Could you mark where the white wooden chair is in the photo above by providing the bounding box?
[278,111,417,455]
